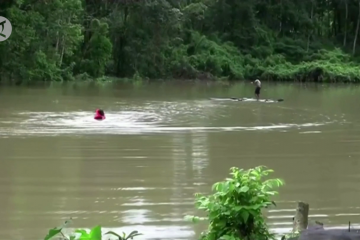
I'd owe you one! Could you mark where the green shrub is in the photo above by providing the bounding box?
[185,166,284,240]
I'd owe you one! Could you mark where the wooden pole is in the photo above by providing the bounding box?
[293,201,309,232]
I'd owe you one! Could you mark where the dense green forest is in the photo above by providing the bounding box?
[1,0,360,83]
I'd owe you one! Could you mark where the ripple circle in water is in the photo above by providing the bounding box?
[0,111,330,137]
[0,100,339,136]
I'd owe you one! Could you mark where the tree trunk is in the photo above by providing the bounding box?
[60,36,65,66]
[343,0,348,46]
[307,1,314,52]
[278,0,283,34]
[293,201,309,232]
[328,0,331,37]
[352,0,360,55]
[55,32,59,53]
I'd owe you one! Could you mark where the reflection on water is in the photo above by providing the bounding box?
[191,132,209,183]
[0,83,359,240]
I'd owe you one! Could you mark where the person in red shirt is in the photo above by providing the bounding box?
[94,109,105,120]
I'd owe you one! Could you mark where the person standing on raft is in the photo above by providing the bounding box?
[251,79,261,100]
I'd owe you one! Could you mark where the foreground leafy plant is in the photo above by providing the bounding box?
[74,225,102,240]
[44,219,73,240]
[43,219,142,240]
[185,166,284,240]
[105,230,143,240]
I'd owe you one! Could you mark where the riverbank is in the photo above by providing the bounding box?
[2,77,360,99]
[2,45,360,85]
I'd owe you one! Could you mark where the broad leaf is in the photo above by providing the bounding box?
[44,227,62,240]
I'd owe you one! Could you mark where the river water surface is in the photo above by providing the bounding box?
[0,82,359,240]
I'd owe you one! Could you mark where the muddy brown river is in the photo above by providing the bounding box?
[0,82,359,240]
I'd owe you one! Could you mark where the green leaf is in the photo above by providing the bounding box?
[239,186,249,193]
[211,182,219,191]
[222,234,237,240]
[240,211,250,223]
[89,225,102,240]
[124,230,143,240]
[250,196,258,202]
[216,182,224,192]
[233,206,243,211]
[209,211,219,219]
[44,227,62,240]
[76,229,90,240]
[105,231,122,239]
[75,229,88,235]
[223,211,231,215]
[184,215,206,223]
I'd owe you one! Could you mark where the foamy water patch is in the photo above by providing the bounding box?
[19,111,162,129]
[300,131,322,134]
[0,110,330,137]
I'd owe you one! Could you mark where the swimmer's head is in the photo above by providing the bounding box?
[95,109,105,116]
[94,109,105,120]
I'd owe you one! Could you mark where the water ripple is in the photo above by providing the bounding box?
[0,110,331,136]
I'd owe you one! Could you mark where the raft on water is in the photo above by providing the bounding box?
[209,97,284,103]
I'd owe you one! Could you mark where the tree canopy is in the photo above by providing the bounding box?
[1,0,360,83]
